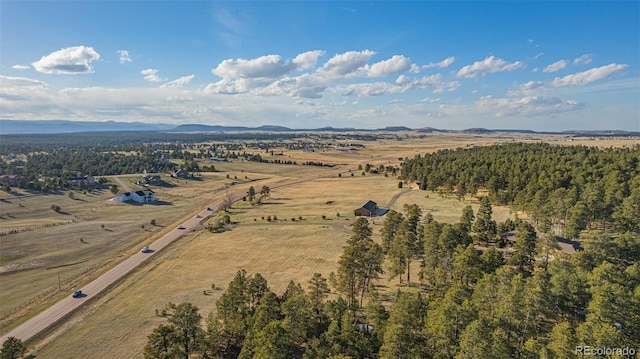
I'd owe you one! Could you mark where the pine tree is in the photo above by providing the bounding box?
[473,197,497,244]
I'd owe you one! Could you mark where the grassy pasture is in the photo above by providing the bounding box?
[0,174,244,329]
[28,172,517,359]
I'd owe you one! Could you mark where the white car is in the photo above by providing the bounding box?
[141,246,151,253]
[177,225,186,230]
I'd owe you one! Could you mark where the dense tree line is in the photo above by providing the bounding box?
[401,143,640,235]
[143,208,640,358]
[0,131,380,147]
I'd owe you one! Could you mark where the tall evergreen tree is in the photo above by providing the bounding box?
[337,217,384,309]
[509,222,537,276]
[473,197,496,244]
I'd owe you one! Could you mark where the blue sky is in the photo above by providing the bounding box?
[1,1,638,131]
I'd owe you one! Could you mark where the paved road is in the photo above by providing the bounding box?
[0,192,239,344]
[0,169,346,345]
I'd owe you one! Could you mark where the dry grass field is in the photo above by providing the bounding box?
[1,132,637,358]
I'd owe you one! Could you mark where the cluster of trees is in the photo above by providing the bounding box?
[356,163,399,176]
[144,213,640,358]
[401,143,640,236]
[246,186,270,205]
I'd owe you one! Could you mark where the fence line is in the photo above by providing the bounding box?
[0,254,120,320]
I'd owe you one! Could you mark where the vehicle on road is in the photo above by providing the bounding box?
[177,225,185,230]
[141,246,151,253]
[207,207,212,211]
[72,290,83,298]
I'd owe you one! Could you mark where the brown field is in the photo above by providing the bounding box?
[1,133,637,358]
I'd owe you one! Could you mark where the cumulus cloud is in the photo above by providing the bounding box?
[320,50,376,77]
[204,78,264,95]
[456,56,525,79]
[32,46,100,74]
[367,55,412,77]
[573,54,592,65]
[543,59,567,73]
[213,50,324,79]
[141,69,166,82]
[117,50,132,64]
[259,73,328,98]
[160,75,195,89]
[208,49,402,98]
[12,65,30,70]
[551,63,628,87]
[291,50,325,70]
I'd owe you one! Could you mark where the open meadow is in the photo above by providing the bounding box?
[1,132,637,358]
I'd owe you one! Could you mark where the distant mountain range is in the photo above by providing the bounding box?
[0,120,175,134]
[0,119,638,136]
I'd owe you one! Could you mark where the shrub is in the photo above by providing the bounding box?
[322,215,327,220]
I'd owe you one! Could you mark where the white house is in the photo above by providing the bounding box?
[115,189,157,203]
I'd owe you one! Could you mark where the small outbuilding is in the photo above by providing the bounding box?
[355,200,378,217]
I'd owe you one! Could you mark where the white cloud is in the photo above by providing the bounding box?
[0,75,48,89]
[160,75,195,89]
[420,97,441,104]
[456,56,525,79]
[141,69,166,82]
[320,50,376,77]
[509,81,546,96]
[475,95,584,117]
[204,79,249,94]
[259,73,327,98]
[291,50,325,70]
[0,76,52,107]
[367,55,412,77]
[551,63,628,87]
[573,54,593,65]
[213,55,288,79]
[334,74,458,97]
[32,46,100,74]
[117,50,132,64]
[543,59,568,73]
[12,65,30,70]
[212,50,325,79]
[424,56,456,69]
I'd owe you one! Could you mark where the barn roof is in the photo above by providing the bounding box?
[360,200,377,211]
